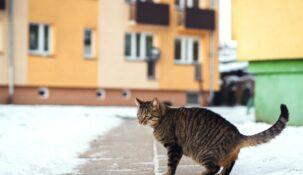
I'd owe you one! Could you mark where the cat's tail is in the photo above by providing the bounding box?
[240,104,289,148]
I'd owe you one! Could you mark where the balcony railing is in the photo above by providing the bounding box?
[129,1,170,26]
[177,8,215,30]
[0,0,6,10]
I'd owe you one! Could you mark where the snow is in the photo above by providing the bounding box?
[0,105,125,175]
[0,105,302,175]
[219,62,249,73]
[212,107,303,175]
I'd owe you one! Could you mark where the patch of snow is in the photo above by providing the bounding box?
[233,122,303,175]
[219,62,249,73]
[212,107,303,175]
[1,105,302,175]
[0,105,124,175]
[209,106,255,124]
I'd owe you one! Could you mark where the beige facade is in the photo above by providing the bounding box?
[1,0,219,106]
[98,0,219,93]
[13,0,28,85]
[98,0,159,89]
[0,0,28,86]
[0,2,8,85]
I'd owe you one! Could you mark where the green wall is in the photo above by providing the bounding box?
[249,59,303,126]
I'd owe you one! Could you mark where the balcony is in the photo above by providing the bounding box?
[177,8,215,31]
[0,0,5,10]
[129,1,169,26]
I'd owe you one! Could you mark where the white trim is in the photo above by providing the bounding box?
[124,32,153,61]
[140,33,146,60]
[174,36,201,64]
[84,28,96,59]
[96,89,106,100]
[38,87,50,99]
[187,0,193,8]
[122,89,131,99]
[29,23,52,56]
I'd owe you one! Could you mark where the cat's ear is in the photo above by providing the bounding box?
[135,98,143,106]
[152,97,159,107]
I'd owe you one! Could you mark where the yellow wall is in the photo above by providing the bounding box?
[232,0,303,61]
[99,0,219,91]
[28,0,98,88]
[158,0,219,91]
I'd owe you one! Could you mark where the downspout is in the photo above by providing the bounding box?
[7,0,14,104]
[209,0,216,104]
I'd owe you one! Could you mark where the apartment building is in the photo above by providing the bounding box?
[0,0,219,106]
[232,0,303,125]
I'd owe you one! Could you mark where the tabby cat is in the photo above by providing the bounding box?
[135,98,289,175]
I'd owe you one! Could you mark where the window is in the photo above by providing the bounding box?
[174,37,201,64]
[84,28,96,59]
[126,0,153,3]
[175,0,199,9]
[187,92,199,105]
[29,23,52,56]
[124,32,153,61]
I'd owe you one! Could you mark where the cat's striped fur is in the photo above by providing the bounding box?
[135,98,289,175]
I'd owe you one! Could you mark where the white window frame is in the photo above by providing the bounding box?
[125,32,153,61]
[175,0,199,9]
[84,28,96,59]
[174,36,201,64]
[29,23,52,56]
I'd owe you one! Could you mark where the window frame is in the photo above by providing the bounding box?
[124,32,154,61]
[174,36,201,64]
[29,23,53,56]
[175,0,199,10]
[84,28,96,59]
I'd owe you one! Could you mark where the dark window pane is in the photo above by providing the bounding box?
[84,29,92,56]
[187,92,199,104]
[174,39,181,60]
[29,24,39,51]
[136,33,140,58]
[124,33,132,57]
[147,61,155,79]
[44,26,49,52]
[193,40,199,62]
[145,35,153,57]
[193,0,199,8]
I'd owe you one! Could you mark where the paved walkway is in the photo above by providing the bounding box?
[75,119,203,175]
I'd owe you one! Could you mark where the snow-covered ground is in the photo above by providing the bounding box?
[212,106,303,175]
[0,105,302,175]
[0,105,132,175]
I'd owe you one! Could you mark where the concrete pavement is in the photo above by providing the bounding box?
[75,119,203,175]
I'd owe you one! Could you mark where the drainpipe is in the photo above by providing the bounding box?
[208,0,216,105]
[7,0,14,104]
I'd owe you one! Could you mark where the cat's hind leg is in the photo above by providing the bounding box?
[220,161,235,175]
[200,161,220,175]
